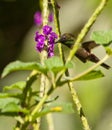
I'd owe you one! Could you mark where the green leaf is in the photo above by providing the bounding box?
[77,70,104,81]
[2,61,46,77]
[0,97,20,109]
[44,57,72,74]
[0,93,20,98]
[65,61,73,68]
[45,56,64,69]
[3,81,26,91]
[44,57,64,74]
[0,93,12,98]
[91,30,112,45]
[1,102,21,113]
[1,102,28,114]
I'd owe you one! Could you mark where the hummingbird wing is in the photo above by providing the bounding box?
[82,41,99,52]
[75,48,90,63]
[75,47,110,69]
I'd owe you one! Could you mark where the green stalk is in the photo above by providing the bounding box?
[36,0,49,129]
[31,94,48,117]
[68,82,90,130]
[51,0,65,61]
[70,55,109,82]
[48,1,109,130]
[29,87,54,122]
[64,1,109,130]
[67,0,109,63]
[51,0,61,35]
[40,0,49,98]
[51,0,91,129]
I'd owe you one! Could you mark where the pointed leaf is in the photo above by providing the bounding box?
[91,31,112,45]
[44,57,73,74]
[76,70,104,81]
[0,93,20,98]
[0,97,20,109]
[1,102,28,114]
[44,57,64,74]
[1,102,21,113]
[45,57,64,69]
[3,81,26,91]
[2,61,46,77]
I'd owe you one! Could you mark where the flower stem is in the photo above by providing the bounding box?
[40,0,49,98]
[46,113,55,130]
[43,0,49,26]
[68,82,91,130]
[67,0,109,63]
[37,0,49,129]
[31,94,48,117]
[62,55,110,130]
[65,1,109,130]
[51,0,65,61]
[51,0,61,35]
[30,87,54,121]
[70,55,109,82]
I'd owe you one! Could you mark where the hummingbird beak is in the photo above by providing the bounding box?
[55,39,61,44]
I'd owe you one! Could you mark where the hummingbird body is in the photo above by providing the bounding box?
[57,33,110,69]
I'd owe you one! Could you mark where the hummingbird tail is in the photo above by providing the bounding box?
[88,54,110,69]
[101,63,110,69]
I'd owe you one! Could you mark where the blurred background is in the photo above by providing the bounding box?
[0,0,112,130]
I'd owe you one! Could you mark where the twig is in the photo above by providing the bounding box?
[70,55,109,82]
[51,0,64,61]
[67,0,109,63]
[65,0,109,130]
[68,82,90,130]
[37,0,49,129]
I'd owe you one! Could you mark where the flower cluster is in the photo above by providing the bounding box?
[35,25,58,57]
[34,11,53,26]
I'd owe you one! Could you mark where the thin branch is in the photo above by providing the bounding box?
[68,82,91,130]
[29,87,54,121]
[51,0,64,61]
[67,0,109,63]
[65,1,109,130]
[38,0,49,129]
[69,55,109,82]
[31,94,48,117]
[46,114,55,130]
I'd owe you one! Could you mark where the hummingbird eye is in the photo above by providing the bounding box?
[62,35,66,41]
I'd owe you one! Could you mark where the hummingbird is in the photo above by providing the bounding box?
[56,33,110,69]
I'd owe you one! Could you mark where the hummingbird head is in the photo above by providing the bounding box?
[56,33,75,48]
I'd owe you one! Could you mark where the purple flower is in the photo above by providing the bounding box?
[50,32,58,39]
[48,13,53,23]
[35,25,58,57]
[49,32,57,42]
[48,37,55,57]
[35,33,45,52]
[35,32,45,42]
[34,11,43,26]
[34,11,54,26]
[48,44,54,57]
[43,25,52,35]
[35,32,40,41]
[36,42,45,52]
[48,51,54,57]
[37,34,45,43]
